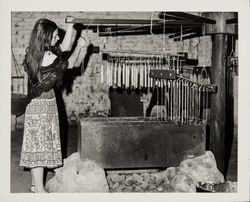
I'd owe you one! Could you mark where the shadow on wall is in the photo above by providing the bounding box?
[54,24,94,158]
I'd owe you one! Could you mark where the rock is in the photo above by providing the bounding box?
[164,167,178,181]
[140,180,149,189]
[141,172,151,182]
[157,187,163,192]
[117,175,126,183]
[45,152,109,192]
[134,186,144,192]
[132,173,144,184]
[124,186,133,192]
[107,173,120,183]
[112,182,120,189]
[198,181,237,192]
[150,172,165,185]
[125,175,134,186]
[114,184,126,192]
[179,151,225,184]
[148,181,157,189]
[169,171,197,192]
[221,181,237,192]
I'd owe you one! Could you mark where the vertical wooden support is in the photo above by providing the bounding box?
[210,34,227,175]
[203,12,237,176]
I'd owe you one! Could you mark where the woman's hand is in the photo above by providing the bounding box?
[65,16,75,24]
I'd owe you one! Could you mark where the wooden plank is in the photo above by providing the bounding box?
[78,117,206,169]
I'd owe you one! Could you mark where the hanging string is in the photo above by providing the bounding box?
[180,24,183,41]
[150,12,155,35]
[85,18,94,35]
[180,24,184,53]
[163,12,166,54]
[201,22,207,70]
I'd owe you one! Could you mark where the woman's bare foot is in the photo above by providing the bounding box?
[34,187,48,193]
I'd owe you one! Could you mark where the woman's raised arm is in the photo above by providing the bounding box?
[60,16,74,52]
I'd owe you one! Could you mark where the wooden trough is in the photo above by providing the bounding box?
[77,116,206,169]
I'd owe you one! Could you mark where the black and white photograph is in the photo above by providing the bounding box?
[1,0,250,201]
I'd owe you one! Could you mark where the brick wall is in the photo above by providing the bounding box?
[11,11,212,119]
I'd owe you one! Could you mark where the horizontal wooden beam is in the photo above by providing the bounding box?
[162,12,216,24]
[69,18,204,26]
[69,18,162,25]
[226,17,238,24]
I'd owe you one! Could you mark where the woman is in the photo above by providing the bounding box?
[19,17,86,193]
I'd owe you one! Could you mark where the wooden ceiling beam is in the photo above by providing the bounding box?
[226,17,238,24]
[161,12,216,24]
[70,18,204,26]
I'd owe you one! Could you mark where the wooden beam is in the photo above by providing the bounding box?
[162,12,216,24]
[210,33,227,175]
[69,18,204,26]
[226,17,238,24]
[70,18,162,25]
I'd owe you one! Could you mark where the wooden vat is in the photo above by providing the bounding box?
[77,116,206,169]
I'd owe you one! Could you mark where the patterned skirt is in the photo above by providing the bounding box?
[20,97,62,168]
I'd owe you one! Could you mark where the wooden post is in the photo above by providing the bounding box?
[203,12,237,176]
[210,33,227,175]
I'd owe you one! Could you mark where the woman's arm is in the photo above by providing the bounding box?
[60,16,74,52]
[67,36,87,69]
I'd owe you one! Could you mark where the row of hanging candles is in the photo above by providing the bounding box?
[155,77,210,124]
[101,54,184,89]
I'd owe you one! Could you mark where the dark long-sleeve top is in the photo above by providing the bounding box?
[25,45,69,102]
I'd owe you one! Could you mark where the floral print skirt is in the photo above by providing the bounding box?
[20,97,62,168]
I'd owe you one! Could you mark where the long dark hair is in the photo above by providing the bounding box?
[23,18,58,84]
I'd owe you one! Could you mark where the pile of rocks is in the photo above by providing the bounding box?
[107,151,237,193]
[107,168,185,192]
[45,151,237,193]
